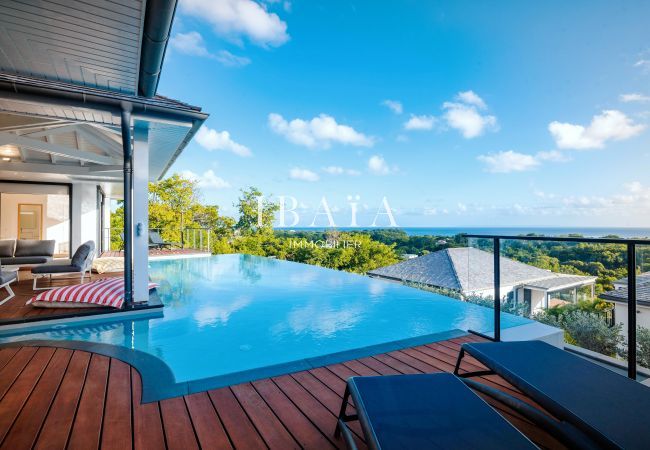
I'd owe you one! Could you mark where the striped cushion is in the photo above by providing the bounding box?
[27,278,157,309]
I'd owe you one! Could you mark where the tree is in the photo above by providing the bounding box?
[235,187,279,236]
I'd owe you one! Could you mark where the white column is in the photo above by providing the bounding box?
[133,124,149,303]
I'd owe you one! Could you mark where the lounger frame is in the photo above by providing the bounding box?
[0,279,15,305]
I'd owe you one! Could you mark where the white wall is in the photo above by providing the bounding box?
[0,191,70,256]
[71,183,99,253]
[614,303,650,338]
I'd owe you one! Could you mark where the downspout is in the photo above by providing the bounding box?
[138,0,178,97]
[121,107,134,306]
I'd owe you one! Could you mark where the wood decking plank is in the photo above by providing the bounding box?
[0,348,19,371]
[252,378,336,449]
[67,354,110,450]
[0,348,72,449]
[101,358,132,450]
[208,387,267,449]
[34,350,91,449]
[0,337,559,450]
[131,367,166,450]
[231,383,300,449]
[185,392,232,450]
[159,396,200,450]
[0,346,39,400]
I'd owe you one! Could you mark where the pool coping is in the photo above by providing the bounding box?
[0,328,469,403]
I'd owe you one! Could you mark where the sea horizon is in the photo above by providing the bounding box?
[275,226,650,239]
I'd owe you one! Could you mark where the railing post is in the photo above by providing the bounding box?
[627,243,637,379]
[494,238,501,342]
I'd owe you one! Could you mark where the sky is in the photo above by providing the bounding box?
[158,0,650,228]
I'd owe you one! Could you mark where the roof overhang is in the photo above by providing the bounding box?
[0,73,208,192]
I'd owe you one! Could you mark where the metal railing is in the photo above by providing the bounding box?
[464,234,650,380]
[103,227,212,252]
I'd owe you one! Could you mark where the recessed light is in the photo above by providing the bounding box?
[2,157,10,162]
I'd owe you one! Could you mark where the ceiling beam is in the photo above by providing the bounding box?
[23,123,122,158]
[0,161,121,179]
[0,132,121,165]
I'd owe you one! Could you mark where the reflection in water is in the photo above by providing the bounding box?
[193,295,252,327]
[272,302,365,338]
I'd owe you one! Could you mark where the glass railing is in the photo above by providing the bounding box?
[465,234,650,380]
[102,227,212,253]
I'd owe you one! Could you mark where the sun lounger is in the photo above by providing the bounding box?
[31,241,95,290]
[0,270,17,305]
[149,230,179,249]
[335,373,537,450]
[455,340,650,449]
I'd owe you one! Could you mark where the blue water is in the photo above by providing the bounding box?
[0,255,531,383]
[279,227,650,238]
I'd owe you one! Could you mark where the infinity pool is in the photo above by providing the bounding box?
[0,254,531,389]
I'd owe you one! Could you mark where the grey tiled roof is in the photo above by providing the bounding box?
[368,247,594,292]
[524,275,597,291]
[602,271,650,306]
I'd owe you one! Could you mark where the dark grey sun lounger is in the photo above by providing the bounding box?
[455,340,650,450]
[335,373,537,450]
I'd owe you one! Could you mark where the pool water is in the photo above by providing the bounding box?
[0,254,531,384]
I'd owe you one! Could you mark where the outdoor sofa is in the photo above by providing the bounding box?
[31,241,95,290]
[0,239,55,267]
[455,340,650,449]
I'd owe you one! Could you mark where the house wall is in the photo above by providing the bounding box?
[613,303,650,338]
[71,183,99,253]
[0,184,70,256]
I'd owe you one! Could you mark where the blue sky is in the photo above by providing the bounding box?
[159,0,650,228]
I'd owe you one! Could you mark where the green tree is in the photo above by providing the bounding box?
[235,187,279,236]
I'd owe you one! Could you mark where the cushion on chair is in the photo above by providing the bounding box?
[1,256,52,265]
[0,240,15,257]
[0,271,17,285]
[32,264,80,274]
[71,241,95,268]
[14,240,55,257]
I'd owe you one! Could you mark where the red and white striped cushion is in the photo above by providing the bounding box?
[27,278,158,309]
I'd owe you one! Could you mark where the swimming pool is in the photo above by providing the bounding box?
[0,254,532,398]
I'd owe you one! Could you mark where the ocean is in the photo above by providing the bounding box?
[276,227,650,238]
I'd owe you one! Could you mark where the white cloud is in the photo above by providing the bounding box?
[322,166,361,176]
[382,100,403,114]
[455,90,487,109]
[289,167,319,182]
[368,155,395,175]
[170,31,251,67]
[457,202,468,212]
[215,50,251,67]
[478,150,540,173]
[170,31,211,57]
[196,126,252,157]
[403,114,437,130]
[268,113,374,148]
[535,150,571,162]
[179,0,289,47]
[442,101,498,138]
[548,110,645,150]
[620,93,650,103]
[181,169,231,189]
[635,59,650,72]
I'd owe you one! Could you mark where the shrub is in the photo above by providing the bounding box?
[547,311,623,356]
[618,326,650,370]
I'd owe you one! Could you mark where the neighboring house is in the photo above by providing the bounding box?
[600,272,650,337]
[0,1,208,306]
[368,247,597,315]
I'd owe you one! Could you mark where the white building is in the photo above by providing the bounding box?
[601,272,650,337]
[368,247,597,315]
[0,0,208,306]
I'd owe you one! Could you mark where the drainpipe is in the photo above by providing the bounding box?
[121,107,134,306]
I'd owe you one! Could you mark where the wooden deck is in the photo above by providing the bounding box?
[0,271,121,322]
[0,335,566,449]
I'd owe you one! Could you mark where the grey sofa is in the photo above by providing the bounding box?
[0,239,55,266]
